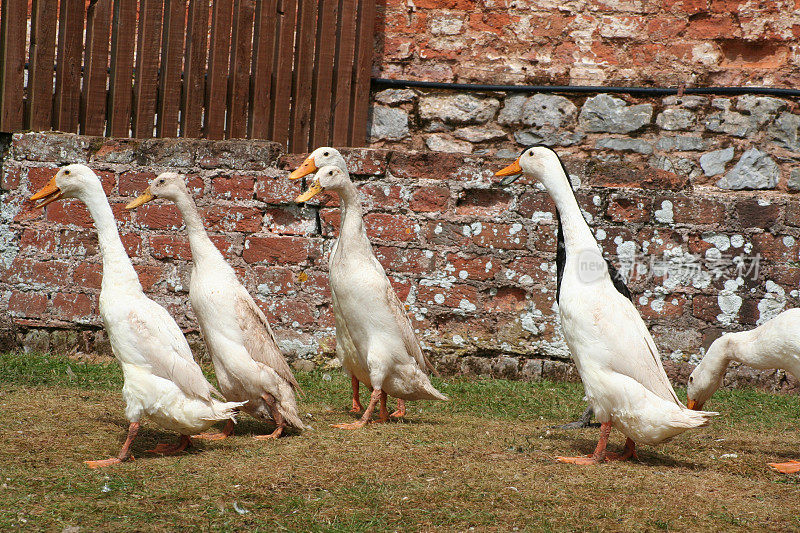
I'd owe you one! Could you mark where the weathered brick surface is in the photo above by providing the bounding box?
[1,133,799,394]
[376,0,800,88]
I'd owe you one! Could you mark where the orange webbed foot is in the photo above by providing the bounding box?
[253,427,284,440]
[147,436,191,455]
[84,457,127,469]
[192,432,229,441]
[350,403,364,414]
[769,460,800,474]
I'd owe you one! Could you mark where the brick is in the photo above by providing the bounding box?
[26,166,58,190]
[45,199,94,228]
[2,258,72,286]
[658,195,726,225]
[456,188,512,217]
[342,148,390,175]
[202,205,263,233]
[469,222,527,250]
[786,203,800,227]
[52,292,94,320]
[253,265,297,296]
[120,233,143,257]
[364,213,418,242]
[444,253,501,281]
[150,234,192,260]
[485,287,527,312]
[211,175,255,200]
[410,185,449,212]
[517,191,556,221]
[607,194,652,223]
[255,175,306,204]
[361,183,405,210]
[118,171,157,196]
[19,228,98,256]
[426,221,470,247]
[692,294,720,322]
[73,262,103,288]
[135,204,183,229]
[1,167,22,190]
[586,162,689,191]
[734,198,781,229]
[751,233,799,262]
[417,282,480,311]
[375,246,435,274]
[243,235,322,265]
[134,265,164,292]
[685,13,741,39]
[209,235,236,259]
[637,295,686,321]
[8,291,48,317]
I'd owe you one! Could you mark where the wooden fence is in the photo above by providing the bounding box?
[0,0,376,151]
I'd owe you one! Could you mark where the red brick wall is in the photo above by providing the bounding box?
[376,0,800,88]
[1,133,799,391]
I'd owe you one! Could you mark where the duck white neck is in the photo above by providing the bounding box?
[335,179,371,253]
[82,190,141,292]
[172,192,223,266]
[540,169,597,252]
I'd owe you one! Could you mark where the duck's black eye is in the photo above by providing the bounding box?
[64,170,70,175]
[324,151,329,157]
[328,171,333,175]
[689,376,693,383]
[158,179,165,185]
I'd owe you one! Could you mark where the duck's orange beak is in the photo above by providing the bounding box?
[687,399,702,410]
[125,187,155,209]
[30,177,63,208]
[495,158,522,177]
[296,181,323,203]
[289,156,317,180]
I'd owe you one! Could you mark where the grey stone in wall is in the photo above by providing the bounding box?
[704,98,778,138]
[513,129,584,147]
[368,105,410,142]
[498,94,577,129]
[736,95,787,119]
[655,136,706,151]
[699,147,734,176]
[661,95,709,109]
[424,134,473,153]
[789,169,800,191]
[717,148,779,190]
[453,125,508,142]
[374,88,417,105]
[419,94,500,124]
[768,112,800,152]
[578,94,653,133]
[655,108,695,131]
[595,137,653,154]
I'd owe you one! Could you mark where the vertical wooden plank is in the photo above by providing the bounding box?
[226,0,255,139]
[157,0,186,137]
[309,0,336,147]
[205,0,233,139]
[0,0,26,131]
[81,0,113,136]
[348,0,376,146]
[181,0,209,138]
[249,0,277,139]
[53,0,85,133]
[26,0,58,131]
[269,0,298,147]
[330,0,358,146]
[132,0,164,138]
[288,0,318,152]
[107,0,137,137]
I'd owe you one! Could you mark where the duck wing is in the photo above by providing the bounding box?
[127,303,216,401]
[373,256,436,375]
[598,289,681,405]
[233,286,301,391]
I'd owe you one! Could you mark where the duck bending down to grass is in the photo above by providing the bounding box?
[290,158,447,429]
[496,146,717,464]
[31,165,243,467]
[687,308,800,474]
[289,146,438,418]
[126,173,305,440]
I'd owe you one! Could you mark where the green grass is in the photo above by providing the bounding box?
[2,352,800,532]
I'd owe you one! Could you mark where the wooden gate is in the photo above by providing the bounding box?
[0,0,376,151]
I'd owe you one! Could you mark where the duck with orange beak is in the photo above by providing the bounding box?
[290,150,447,429]
[496,146,717,464]
[687,308,800,474]
[30,164,243,467]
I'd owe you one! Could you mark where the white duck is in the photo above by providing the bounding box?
[290,160,447,429]
[290,147,438,419]
[30,164,243,468]
[687,308,800,473]
[496,146,716,464]
[126,173,304,439]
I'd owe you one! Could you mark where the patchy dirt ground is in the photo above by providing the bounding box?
[1,352,799,531]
